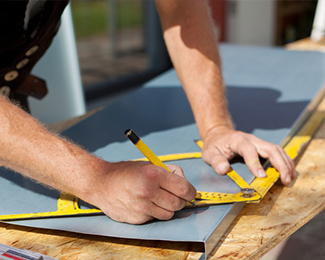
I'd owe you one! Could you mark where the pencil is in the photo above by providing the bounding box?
[124,129,197,207]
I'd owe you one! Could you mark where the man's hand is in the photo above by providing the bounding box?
[87,161,196,224]
[201,126,296,185]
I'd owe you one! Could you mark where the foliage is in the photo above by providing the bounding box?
[71,0,144,39]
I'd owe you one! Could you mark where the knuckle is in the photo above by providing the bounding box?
[177,183,191,197]
[136,187,152,199]
[129,216,152,225]
[230,134,241,144]
[169,164,182,172]
[242,146,256,156]
[144,165,160,180]
[241,145,258,160]
[170,198,185,210]
[268,144,281,155]
[210,156,222,167]
[201,149,212,162]
[157,211,174,221]
[232,131,246,142]
[133,203,149,214]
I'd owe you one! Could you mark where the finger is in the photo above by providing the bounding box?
[268,147,296,185]
[149,203,175,221]
[103,199,155,225]
[165,164,185,178]
[111,214,155,225]
[202,149,231,175]
[235,141,266,178]
[280,149,296,176]
[117,212,155,225]
[284,150,296,177]
[151,188,187,211]
[210,155,231,175]
[159,171,196,202]
[127,201,173,223]
[244,135,297,182]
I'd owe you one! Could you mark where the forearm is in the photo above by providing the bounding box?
[0,96,103,200]
[156,0,233,139]
[156,0,296,184]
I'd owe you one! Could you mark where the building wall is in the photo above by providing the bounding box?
[226,0,276,46]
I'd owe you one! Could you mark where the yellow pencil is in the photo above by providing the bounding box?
[124,129,197,207]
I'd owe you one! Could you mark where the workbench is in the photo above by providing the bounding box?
[0,42,324,260]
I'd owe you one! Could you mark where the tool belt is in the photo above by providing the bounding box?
[0,0,69,111]
[0,75,48,112]
[8,74,48,99]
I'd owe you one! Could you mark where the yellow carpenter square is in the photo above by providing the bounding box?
[186,191,261,207]
[285,111,324,159]
[227,170,253,190]
[249,167,280,199]
[0,193,102,221]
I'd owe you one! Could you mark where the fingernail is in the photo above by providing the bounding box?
[258,169,267,178]
[286,175,291,184]
[217,163,228,174]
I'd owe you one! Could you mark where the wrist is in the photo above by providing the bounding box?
[201,123,235,142]
[69,155,111,204]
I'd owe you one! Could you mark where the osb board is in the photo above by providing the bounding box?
[286,37,325,52]
[0,97,323,260]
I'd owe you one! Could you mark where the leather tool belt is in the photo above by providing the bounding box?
[13,74,48,100]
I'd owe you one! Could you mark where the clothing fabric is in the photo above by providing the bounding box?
[0,0,69,110]
[24,0,47,30]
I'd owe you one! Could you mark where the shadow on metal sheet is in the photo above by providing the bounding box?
[0,167,60,199]
[63,86,309,152]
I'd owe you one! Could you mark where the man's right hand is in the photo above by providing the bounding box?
[0,97,195,225]
[85,161,196,224]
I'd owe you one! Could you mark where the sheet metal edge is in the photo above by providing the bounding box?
[280,83,325,148]
[203,203,246,260]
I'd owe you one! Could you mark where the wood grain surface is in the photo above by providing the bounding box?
[286,37,325,52]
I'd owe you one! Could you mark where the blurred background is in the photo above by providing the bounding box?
[69,0,317,107]
[28,0,319,123]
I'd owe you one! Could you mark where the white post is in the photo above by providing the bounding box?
[28,4,86,124]
[311,0,325,42]
[226,0,276,46]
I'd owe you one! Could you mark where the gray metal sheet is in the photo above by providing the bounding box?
[0,45,324,259]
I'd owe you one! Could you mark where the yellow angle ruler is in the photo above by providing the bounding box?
[0,111,323,221]
[0,194,102,221]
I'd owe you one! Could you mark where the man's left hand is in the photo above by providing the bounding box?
[201,125,296,185]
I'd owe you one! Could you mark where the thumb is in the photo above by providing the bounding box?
[203,153,231,175]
